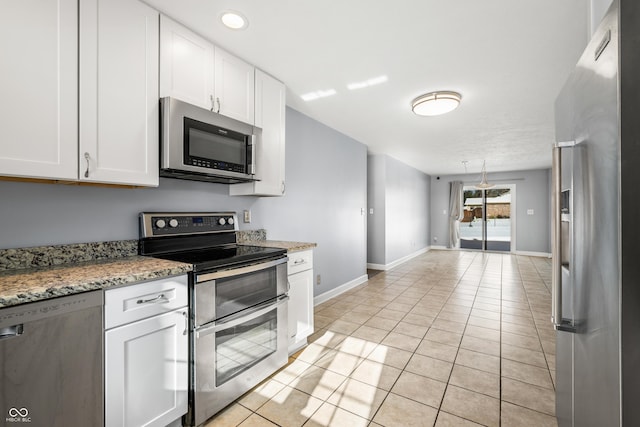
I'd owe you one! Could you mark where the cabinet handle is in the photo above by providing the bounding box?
[294,259,305,265]
[210,95,215,112]
[136,293,166,305]
[84,152,90,178]
[0,324,23,340]
[215,97,221,114]
[281,181,286,194]
[181,311,188,336]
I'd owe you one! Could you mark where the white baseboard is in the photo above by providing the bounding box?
[366,247,430,271]
[515,250,552,258]
[430,245,449,250]
[314,274,369,306]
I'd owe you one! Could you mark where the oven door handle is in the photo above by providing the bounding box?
[195,257,288,283]
[196,295,289,338]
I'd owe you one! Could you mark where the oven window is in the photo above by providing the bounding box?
[189,128,244,165]
[184,117,247,169]
[216,267,277,319]
[215,309,277,386]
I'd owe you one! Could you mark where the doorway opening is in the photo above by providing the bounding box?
[460,185,514,252]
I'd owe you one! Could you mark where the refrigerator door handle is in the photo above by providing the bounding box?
[552,142,578,333]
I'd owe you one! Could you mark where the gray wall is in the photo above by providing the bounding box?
[256,108,368,296]
[366,155,385,264]
[0,107,368,297]
[367,154,431,266]
[430,169,551,253]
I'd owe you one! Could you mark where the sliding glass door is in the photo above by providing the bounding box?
[460,186,513,252]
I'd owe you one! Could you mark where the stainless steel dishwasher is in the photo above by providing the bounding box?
[0,290,103,427]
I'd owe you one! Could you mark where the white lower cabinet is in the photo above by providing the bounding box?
[287,250,314,354]
[104,276,188,427]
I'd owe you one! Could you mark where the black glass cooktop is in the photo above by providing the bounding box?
[152,244,286,272]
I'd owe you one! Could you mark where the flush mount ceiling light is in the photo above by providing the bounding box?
[411,91,461,116]
[220,11,248,30]
[475,160,495,189]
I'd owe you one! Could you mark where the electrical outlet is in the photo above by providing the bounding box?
[434,236,438,242]
[316,274,321,285]
[243,210,251,223]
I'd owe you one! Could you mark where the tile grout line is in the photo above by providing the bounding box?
[433,251,486,426]
[214,252,555,427]
[364,264,448,425]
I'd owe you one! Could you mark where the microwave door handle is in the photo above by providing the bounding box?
[248,135,256,175]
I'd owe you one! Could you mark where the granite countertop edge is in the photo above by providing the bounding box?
[0,256,192,309]
[240,240,317,253]
[0,232,311,309]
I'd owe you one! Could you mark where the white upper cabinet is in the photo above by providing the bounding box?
[160,15,215,110]
[0,0,159,186]
[159,18,255,125]
[80,0,159,186]
[214,47,255,124]
[0,0,78,180]
[230,70,286,197]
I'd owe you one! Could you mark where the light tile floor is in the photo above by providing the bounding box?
[205,250,557,427]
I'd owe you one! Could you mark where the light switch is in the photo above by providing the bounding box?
[369,208,374,214]
[443,210,447,215]
[527,209,534,215]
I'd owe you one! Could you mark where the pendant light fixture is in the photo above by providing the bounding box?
[412,91,462,116]
[475,160,495,189]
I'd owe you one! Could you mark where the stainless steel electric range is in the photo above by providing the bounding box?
[139,212,289,427]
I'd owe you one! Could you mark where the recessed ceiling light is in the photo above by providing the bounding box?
[220,11,248,30]
[411,91,462,116]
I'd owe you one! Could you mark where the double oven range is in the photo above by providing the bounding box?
[139,212,289,426]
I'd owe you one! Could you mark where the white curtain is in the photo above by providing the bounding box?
[448,181,464,248]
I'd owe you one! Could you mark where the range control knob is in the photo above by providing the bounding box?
[155,219,166,229]
[169,219,179,228]
[218,218,226,226]
[227,217,235,225]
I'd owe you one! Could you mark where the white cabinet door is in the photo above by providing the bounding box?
[0,0,77,180]
[214,47,255,124]
[160,15,215,110]
[105,308,188,427]
[229,70,286,196]
[79,0,159,186]
[288,268,314,348]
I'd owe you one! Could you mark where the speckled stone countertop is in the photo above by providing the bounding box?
[236,229,316,253]
[241,240,317,253]
[236,229,267,243]
[0,241,192,308]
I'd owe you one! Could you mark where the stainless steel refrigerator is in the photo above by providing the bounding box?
[552,0,640,425]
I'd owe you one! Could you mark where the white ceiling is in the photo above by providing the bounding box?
[145,0,589,176]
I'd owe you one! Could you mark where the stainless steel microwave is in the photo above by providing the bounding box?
[160,97,260,184]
